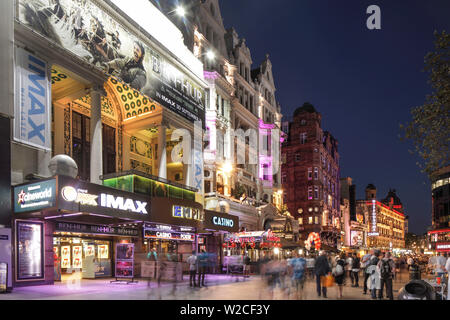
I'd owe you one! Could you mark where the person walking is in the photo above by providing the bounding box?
[362,250,373,294]
[314,251,331,298]
[366,257,381,300]
[345,253,353,286]
[351,253,361,287]
[407,255,414,271]
[332,253,346,299]
[445,255,450,301]
[306,254,315,280]
[377,251,395,300]
[197,250,208,287]
[435,252,447,280]
[243,254,251,279]
[287,252,307,300]
[187,250,198,288]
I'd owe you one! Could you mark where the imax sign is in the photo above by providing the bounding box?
[61,186,148,214]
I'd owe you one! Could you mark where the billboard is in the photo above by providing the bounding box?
[14,47,51,151]
[15,221,44,281]
[350,230,364,247]
[115,243,134,278]
[18,0,205,124]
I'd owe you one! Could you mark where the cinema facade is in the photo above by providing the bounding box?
[0,0,242,288]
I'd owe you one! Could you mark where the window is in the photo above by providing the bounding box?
[308,217,313,224]
[300,133,307,144]
[301,119,306,126]
[72,112,90,181]
[281,172,287,184]
[308,168,312,180]
[315,216,319,224]
[299,218,303,225]
[102,125,116,175]
[295,153,301,162]
[314,186,319,200]
[308,187,313,200]
[314,167,318,180]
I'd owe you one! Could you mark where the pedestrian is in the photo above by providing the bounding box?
[407,255,414,271]
[345,253,353,286]
[366,256,381,300]
[243,254,251,279]
[434,252,447,280]
[187,250,198,287]
[361,249,373,294]
[314,251,331,298]
[332,253,346,299]
[377,251,395,300]
[197,250,208,287]
[306,254,315,280]
[445,254,450,301]
[351,253,360,287]
[287,252,306,300]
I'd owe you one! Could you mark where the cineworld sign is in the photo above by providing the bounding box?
[61,186,148,214]
[14,179,56,213]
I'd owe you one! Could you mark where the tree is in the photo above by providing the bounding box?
[400,31,450,179]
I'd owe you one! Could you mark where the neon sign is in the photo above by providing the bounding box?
[172,205,203,221]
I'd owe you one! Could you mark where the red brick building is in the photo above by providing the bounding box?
[281,103,341,249]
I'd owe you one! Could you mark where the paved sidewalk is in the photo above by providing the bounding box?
[0,269,420,300]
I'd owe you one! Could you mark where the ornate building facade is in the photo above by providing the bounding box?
[281,103,341,249]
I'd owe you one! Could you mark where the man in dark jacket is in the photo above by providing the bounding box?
[314,251,331,298]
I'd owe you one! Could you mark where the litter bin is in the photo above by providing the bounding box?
[398,280,436,300]
[409,264,421,280]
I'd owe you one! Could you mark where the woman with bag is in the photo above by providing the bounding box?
[332,253,346,299]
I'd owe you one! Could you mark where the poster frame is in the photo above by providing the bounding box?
[15,220,44,282]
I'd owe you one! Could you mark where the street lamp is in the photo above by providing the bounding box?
[175,6,186,17]
[206,50,215,61]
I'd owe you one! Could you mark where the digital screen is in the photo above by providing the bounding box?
[16,221,43,280]
[351,231,364,247]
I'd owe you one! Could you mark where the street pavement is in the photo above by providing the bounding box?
[0,268,423,300]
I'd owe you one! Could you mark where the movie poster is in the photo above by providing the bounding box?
[61,245,71,268]
[18,0,205,124]
[98,244,108,259]
[72,245,82,268]
[115,243,134,278]
[85,245,95,257]
[16,221,43,280]
[350,231,364,247]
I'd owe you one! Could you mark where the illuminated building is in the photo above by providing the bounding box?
[281,103,341,249]
[356,185,406,250]
[428,165,450,253]
[5,0,218,288]
[160,0,288,262]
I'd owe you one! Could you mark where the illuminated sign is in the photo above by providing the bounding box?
[351,230,364,247]
[61,246,71,268]
[60,185,148,214]
[368,200,378,236]
[55,222,139,237]
[16,221,44,281]
[14,179,56,213]
[436,243,450,251]
[172,205,203,221]
[213,216,234,228]
[143,229,195,241]
[72,246,82,269]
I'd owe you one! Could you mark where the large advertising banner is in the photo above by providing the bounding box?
[115,243,134,278]
[18,0,206,124]
[350,230,364,247]
[14,47,51,151]
[15,221,44,281]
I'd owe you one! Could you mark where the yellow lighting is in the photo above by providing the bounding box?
[221,162,233,174]
[206,50,215,61]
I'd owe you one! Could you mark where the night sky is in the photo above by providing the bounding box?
[217,0,450,234]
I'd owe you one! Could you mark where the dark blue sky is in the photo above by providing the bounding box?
[219,0,450,234]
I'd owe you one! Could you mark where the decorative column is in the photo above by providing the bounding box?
[157,124,167,180]
[90,86,104,184]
